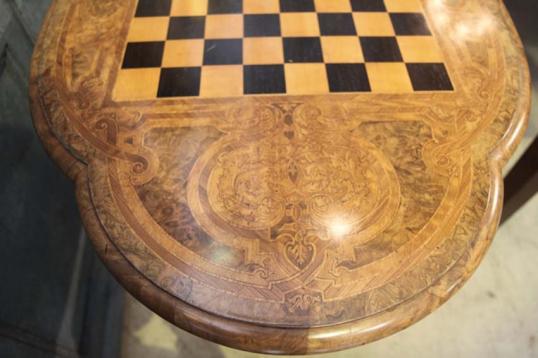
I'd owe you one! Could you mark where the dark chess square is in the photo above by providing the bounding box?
[406,63,453,91]
[360,36,403,62]
[122,42,164,68]
[326,64,371,92]
[390,13,431,35]
[284,37,323,63]
[168,17,206,39]
[208,0,243,14]
[318,13,357,36]
[158,67,201,97]
[350,0,386,12]
[280,0,315,12]
[244,65,286,94]
[203,39,243,65]
[244,14,281,37]
[135,0,172,17]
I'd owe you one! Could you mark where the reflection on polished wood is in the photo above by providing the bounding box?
[30,0,530,354]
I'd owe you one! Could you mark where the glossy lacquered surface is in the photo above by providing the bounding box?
[30,0,530,354]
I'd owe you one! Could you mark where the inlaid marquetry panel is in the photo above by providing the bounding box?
[30,0,530,354]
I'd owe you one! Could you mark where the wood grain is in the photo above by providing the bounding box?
[29,0,531,354]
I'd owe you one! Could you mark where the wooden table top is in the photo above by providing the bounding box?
[30,0,530,354]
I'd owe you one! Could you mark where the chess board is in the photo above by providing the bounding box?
[113,0,454,100]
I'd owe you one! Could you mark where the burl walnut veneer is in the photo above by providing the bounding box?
[30,0,530,354]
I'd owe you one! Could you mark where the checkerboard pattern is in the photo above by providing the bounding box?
[113,0,454,100]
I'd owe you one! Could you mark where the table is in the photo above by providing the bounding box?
[30,0,530,354]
